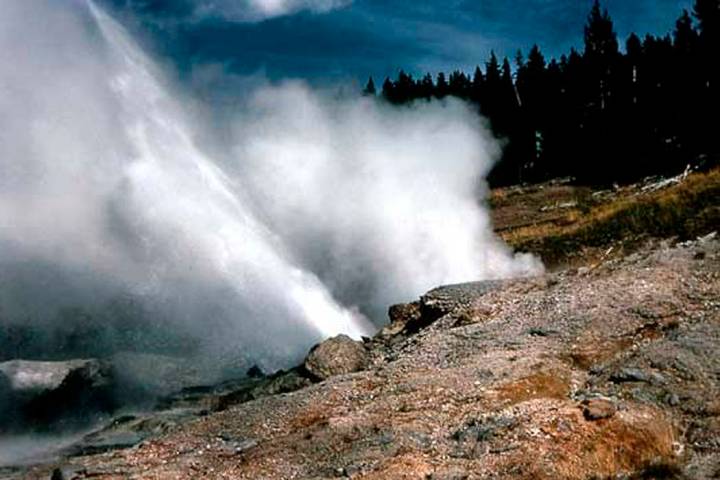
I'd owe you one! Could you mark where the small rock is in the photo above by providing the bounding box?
[610,368,665,385]
[212,370,311,411]
[452,416,516,442]
[380,302,423,335]
[70,431,145,456]
[704,400,720,416]
[697,231,717,244]
[610,368,649,383]
[375,303,418,339]
[377,432,394,446]
[304,335,368,381]
[49,466,85,480]
[388,302,422,325]
[233,439,258,453]
[216,435,257,455]
[256,370,312,396]
[527,327,558,337]
[489,444,520,454]
[453,311,477,327]
[426,469,470,480]
[582,399,617,421]
[665,393,681,407]
[343,464,362,477]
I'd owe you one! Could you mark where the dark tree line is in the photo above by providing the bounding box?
[365,0,720,186]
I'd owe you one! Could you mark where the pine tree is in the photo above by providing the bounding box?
[640,34,676,175]
[363,77,376,96]
[693,0,720,37]
[626,33,642,58]
[448,71,470,98]
[485,51,501,86]
[542,58,565,178]
[670,10,702,163]
[517,44,546,111]
[482,52,502,120]
[381,77,395,103]
[395,70,415,103]
[436,72,448,98]
[418,73,435,99]
[501,58,516,107]
[692,0,719,161]
[624,33,643,106]
[367,0,717,186]
[470,66,484,103]
[516,45,548,180]
[674,10,699,54]
[584,0,619,61]
[583,0,619,112]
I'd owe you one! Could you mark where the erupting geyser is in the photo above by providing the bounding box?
[0,0,541,384]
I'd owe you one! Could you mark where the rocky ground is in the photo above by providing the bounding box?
[10,230,719,480]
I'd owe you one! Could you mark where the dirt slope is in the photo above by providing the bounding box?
[19,232,719,480]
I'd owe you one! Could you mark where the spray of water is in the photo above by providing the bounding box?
[0,1,541,381]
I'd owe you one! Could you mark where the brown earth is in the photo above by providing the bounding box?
[13,172,720,480]
[18,235,719,480]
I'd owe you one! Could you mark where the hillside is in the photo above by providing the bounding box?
[13,172,720,480]
[493,168,720,267]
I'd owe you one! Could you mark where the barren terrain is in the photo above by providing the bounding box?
[9,171,720,480]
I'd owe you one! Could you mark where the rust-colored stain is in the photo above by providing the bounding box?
[493,371,570,406]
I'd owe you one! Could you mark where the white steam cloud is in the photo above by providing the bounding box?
[193,0,351,22]
[234,84,540,318]
[0,1,540,379]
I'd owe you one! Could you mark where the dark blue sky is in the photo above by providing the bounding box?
[104,0,693,85]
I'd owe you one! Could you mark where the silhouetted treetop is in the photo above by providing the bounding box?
[372,0,719,186]
[584,0,619,60]
[363,77,376,96]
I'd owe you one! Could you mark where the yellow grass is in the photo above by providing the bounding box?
[500,168,720,265]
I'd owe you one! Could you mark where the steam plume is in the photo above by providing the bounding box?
[0,0,541,380]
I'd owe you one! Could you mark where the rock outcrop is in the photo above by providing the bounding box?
[0,359,115,431]
[12,235,720,479]
[582,398,617,420]
[377,281,506,341]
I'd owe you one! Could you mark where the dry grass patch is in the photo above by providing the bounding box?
[497,168,720,266]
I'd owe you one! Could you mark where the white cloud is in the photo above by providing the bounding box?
[193,0,352,22]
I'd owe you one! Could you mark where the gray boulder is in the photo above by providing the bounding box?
[304,335,368,381]
[0,359,115,431]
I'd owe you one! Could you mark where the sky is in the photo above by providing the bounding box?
[101,0,693,87]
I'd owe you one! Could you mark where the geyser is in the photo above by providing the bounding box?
[0,0,541,385]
